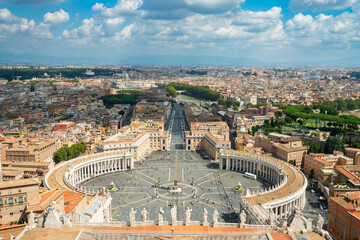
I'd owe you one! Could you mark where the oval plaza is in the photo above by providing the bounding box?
[45,104,307,227]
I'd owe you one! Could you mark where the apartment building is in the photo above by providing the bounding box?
[345,148,360,165]
[0,178,40,224]
[185,121,231,161]
[255,133,308,168]
[304,153,353,185]
[6,139,61,162]
[329,165,360,197]
[97,121,169,160]
[329,192,360,240]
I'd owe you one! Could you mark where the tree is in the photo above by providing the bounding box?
[324,136,344,154]
[165,86,177,98]
[289,160,296,166]
[275,111,283,118]
[119,110,125,115]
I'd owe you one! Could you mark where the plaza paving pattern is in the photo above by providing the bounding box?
[82,151,271,223]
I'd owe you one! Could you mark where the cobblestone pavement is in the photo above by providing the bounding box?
[83,151,271,223]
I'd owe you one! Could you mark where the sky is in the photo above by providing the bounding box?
[0,0,359,65]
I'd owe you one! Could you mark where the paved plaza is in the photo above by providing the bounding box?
[82,150,271,223]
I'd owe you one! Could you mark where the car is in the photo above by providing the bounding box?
[319,204,323,210]
[310,189,315,193]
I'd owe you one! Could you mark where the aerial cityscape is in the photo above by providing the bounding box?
[0,0,360,240]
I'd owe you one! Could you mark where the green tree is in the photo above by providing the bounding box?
[289,160,296,166]
[165,86,177,98]
[324,136,344,154]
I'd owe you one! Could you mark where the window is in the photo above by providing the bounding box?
[0,199,2,206]
[352,229,355,236]
[8,197,13,205]
[10,213,13,216]
[18,189,21,193]
[8,190,11,195]
[18,196,23,203]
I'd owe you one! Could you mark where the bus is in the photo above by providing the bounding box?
[244,172,257,180]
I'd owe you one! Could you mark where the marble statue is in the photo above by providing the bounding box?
[185,207,192,225]
[202,208,208,225]
[240,210,246,225]
[37,215,44,228]
[129,208,137,226]
[73,207,80,223]
[315,214,324,230]
[141,208,148,222]
[287,207,308,233]
[212,209,219,226]
[104,207,110,223]
[158,207,164,225]
[44,201,62,228]
[29,210,35,227]
[170,206,177,225]
[64,214,72,227]
[269,210,276,226]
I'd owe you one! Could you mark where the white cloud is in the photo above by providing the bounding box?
[184,0,244,9]
[0,0,66,5]
[0,8,20,23]
[105,17,125,27]
[289,0,359,11]
[286,11,360,46]
[0,8,52,39]
[92,0,144,17]
[113,23,135,41]
[44,9,69,25]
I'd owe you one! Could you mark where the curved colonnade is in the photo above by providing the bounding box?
[45,149,307,223]
[219,150,307,219]
[44,151,135,195]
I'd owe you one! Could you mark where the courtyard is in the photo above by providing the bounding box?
[82,150,271,223]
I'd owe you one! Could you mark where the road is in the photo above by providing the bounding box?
[167,104,188,151]
[302,188,328,230]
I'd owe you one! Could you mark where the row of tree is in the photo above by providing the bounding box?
[303,136,345,154]
[159,83,221,101]
[100,93,140,108]
[0,67,117,80]
[53,142,87,164]
[279,104,360,131]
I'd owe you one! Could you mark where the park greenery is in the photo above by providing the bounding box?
[251,118,286,135]
[278,102,360,132]
[303,136,345,154]
[158,83,240,109]
[349,71,360,79]
[0,67,116,80]
[53,142,87,164]
[117,90,143,95]
[100,91,142,108]
[159,82,221,101]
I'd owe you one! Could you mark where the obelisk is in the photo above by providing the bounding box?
[174,154,178,190]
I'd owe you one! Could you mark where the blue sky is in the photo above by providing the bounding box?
[0,0,359,65]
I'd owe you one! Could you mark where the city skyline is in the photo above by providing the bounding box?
[0,0,359,65]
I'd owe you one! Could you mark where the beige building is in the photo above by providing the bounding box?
[98,121,169,160]
[5,139,61,163]
[255,133,308,168]
[345,148,360,165]
[185,121,231,160]
[0,178,40,224]
[304,152,353,185]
